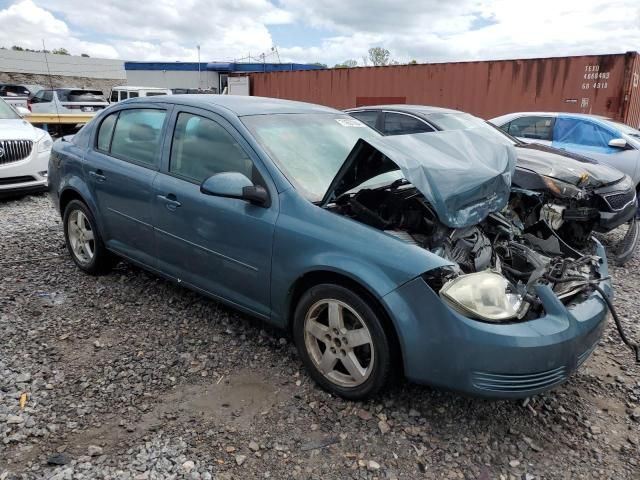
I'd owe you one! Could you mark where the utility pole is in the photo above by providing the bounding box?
[197,45,201,90]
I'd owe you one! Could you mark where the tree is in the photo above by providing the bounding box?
[81,53,90,57]
[311,62,327,68]
[408,59,418,65]
[11,45,24,51]
[368,47,390,66]
[52,48,70,55]
[334,59,358,68]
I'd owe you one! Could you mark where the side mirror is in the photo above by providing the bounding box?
[200,172,269,206]
[608,138,627,149]
[15,106,30,117]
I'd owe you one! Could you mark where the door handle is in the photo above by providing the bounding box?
[157,194,182,211]
[89,170,106,182]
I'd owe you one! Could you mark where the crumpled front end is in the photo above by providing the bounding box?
[322,128,517,228]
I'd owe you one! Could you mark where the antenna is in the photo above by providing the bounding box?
[42,39,61,132]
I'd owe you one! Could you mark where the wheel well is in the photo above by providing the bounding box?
[288,270,404,374]
[59,189,85,216]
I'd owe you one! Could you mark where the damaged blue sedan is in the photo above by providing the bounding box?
[48,96,612,399]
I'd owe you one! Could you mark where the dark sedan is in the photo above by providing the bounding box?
[347,105,639,264]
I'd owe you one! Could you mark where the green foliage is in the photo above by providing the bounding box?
[368,47,390,66]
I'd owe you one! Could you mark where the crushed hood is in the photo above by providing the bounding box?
[321,129,517,228]
[516,143,624,187]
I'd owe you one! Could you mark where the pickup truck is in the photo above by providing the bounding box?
[0,83,43,110]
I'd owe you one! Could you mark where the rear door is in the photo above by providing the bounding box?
[84,104,171,267]
[152,107,277,317]
[552,116,639,180]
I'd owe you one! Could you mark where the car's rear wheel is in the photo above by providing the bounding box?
[63,199,114,274]
[293,284,392,399]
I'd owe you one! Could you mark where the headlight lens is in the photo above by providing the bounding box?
[37,133,53,153]
[542,176,585,200]
[440,271,523,322]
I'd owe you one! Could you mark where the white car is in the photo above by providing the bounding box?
[0,98,53,197]
[29,88,109,115]
[109,86,172,103]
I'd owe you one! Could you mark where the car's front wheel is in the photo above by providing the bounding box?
[293,284,392,399]
[63,199,114,274]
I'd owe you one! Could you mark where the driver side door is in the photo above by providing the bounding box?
[152,107,278,318]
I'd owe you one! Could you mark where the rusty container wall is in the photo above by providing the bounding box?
[243,52,640,124]
[621,53,640,128]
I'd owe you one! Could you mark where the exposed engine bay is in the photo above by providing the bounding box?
[331,181,603,320]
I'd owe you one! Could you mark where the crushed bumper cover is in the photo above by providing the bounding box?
[382,242,611,398]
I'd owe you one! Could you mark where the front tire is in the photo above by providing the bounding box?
[63,199,114,274]
[293,284,392,400]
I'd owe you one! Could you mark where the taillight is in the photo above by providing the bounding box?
[27,99,32,111]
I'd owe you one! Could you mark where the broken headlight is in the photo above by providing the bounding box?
[440,271,524,322]
[542,176,585,200]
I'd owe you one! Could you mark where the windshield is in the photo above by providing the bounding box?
[0,98,20,119]
[242,113,381,200]
[601,119,640,139]
[425,112,518,145]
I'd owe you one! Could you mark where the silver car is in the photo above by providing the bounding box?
[489,112,640,189]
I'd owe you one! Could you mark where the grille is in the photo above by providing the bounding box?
[603,190,636,211]
[0,140,34,165]
[471,366,567,393]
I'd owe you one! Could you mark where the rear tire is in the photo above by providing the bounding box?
[63,199,114,274]
[293,284,392,400]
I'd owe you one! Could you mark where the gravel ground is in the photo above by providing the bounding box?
[1,193,639,480]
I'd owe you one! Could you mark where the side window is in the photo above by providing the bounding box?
[110,91,118,102]
[42,91,53,102]
[383,112,433,135]
[553,118,615,148]
[506,116,553,140]
[129,91,139,98]
[170,112,253,183]
[110,109,166,167]
[349,111,379,129]
[120,91,128,101]
[96,113,118,151]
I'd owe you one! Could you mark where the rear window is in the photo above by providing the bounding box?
[57,90,106,102]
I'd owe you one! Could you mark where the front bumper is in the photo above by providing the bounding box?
[0,148,50,197]
[383,242,611,398]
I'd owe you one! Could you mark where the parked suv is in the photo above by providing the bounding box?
[0,97,53,196]
[109,86,172,103]
[30,88,109,114]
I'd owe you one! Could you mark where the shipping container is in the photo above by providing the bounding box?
[239,52,640,128]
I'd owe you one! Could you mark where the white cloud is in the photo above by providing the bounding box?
[0,0,638,66]
[0,0,118,58]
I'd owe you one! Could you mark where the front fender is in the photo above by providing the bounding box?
[270,190,453,325]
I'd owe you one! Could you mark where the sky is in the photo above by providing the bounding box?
[0,0,639,65]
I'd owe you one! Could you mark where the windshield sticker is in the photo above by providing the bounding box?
[335,118,366,127]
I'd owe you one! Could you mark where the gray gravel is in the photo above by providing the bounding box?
[1,193,639,479]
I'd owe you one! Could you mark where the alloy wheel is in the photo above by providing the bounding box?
[304,299,375,388]
[67,209,95,265]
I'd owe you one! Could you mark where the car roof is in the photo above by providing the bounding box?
[125,94,339,116]
[346,104,463,115]
[497,111,611,120]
